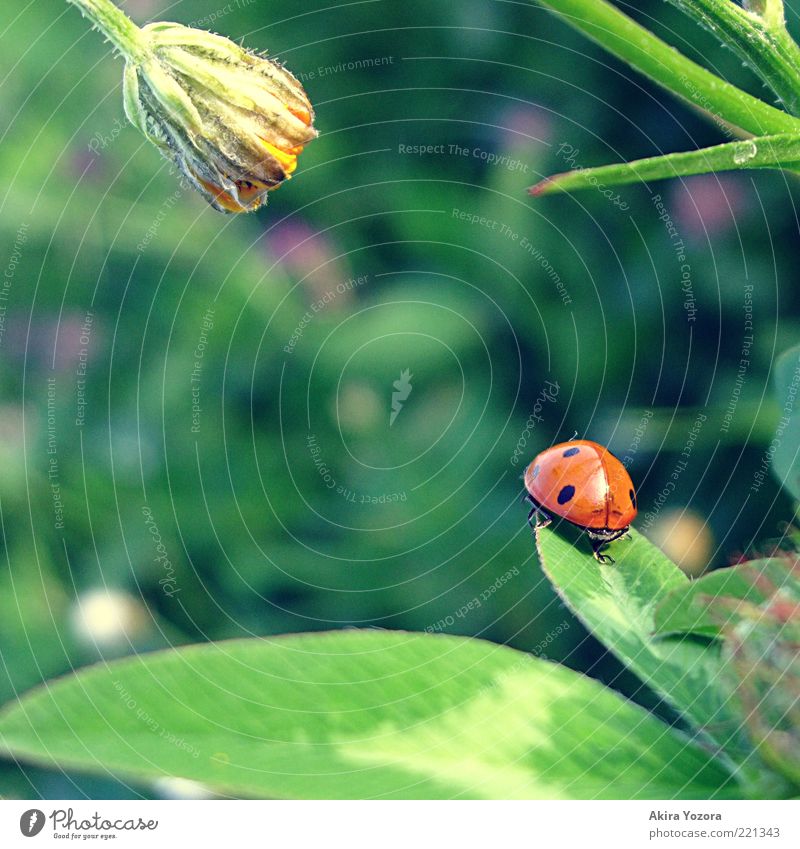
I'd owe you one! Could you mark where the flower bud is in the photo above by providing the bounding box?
[123,22,317,213]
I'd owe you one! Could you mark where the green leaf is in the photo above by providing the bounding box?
[0,631,741,800]
[535,527,758,773]
[669,556,800,790]
[530,133,800,196]
[534,0,800,137]
[721,584,800,789]
[654,559,800,638]
[771,344,800,501]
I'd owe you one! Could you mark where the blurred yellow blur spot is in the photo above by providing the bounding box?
[648,508,714,576]
[154,777,214,800]
[70,588,148,648]
[335,381,382,432]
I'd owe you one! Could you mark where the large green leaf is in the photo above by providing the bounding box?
[654,559,800,639]
[653,554,800,791]
[0,631,740,800]
[719,589,800,789]
[772,344,800,501]
[535,527,760,776]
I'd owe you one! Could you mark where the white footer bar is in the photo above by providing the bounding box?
[1,799,797,848]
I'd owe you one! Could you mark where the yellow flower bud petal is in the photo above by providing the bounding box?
[259,139,301,174]
[121,19,316,213]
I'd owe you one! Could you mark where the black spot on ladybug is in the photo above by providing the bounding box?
[532,464,540,479]
[557,485,575,505]
[563,446,580,457]
[630,489,636,508]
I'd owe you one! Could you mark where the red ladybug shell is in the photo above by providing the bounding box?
[524,440,637,531]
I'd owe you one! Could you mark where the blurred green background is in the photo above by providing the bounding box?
[1,0,798,798]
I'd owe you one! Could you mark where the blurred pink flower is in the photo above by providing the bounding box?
[70,147,104,182]
[265,219,350,304]
[669,174,746,239]
[124,0,162,17]
[3,313,101,371]
[500,105,553,148]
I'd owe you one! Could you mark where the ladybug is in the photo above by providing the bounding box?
[523,439,637,563]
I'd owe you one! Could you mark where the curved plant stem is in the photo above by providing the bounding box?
[536,0,800,136]
[66,0,148,64]
[530,132,800,194]
[666,0,800,116]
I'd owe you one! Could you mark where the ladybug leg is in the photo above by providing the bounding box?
[523,494,551,531]
[590,538,615,565]
[530,507,552,529]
